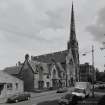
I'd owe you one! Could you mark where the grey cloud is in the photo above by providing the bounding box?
[86,7,105,42]
[0,0,68,42]
[46,8,67,29]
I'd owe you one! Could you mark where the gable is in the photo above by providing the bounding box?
[19,60,35,75]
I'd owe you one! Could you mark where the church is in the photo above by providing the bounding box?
[31,3,79,89]
[4,3,80,91]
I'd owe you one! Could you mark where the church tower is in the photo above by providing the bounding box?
[67,2,80,83]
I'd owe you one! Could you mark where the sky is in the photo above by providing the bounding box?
[0,0,105,71]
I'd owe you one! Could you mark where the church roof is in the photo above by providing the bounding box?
[31,50,68,63]
[30,61,49,74]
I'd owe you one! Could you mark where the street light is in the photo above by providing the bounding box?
[92,45,95,98]
[82,45,95,97]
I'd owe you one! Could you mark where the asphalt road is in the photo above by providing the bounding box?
[1,87,104,105]
[2,88,74,105]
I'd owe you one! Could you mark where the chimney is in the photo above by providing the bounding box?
[18,61,21,66]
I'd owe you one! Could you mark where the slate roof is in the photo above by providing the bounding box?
[3,66,20,75]
[31,50,68,63]
[0,71,23,83]
[30,61,49,74]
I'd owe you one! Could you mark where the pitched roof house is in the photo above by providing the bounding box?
[0,71,23,98]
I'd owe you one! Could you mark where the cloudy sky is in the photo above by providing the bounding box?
[0,0,105,71]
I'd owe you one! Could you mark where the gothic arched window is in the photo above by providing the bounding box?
[52,69,56,79]
[69,59,73,65]
[53,69,56,75]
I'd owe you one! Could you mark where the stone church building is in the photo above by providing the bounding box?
[4,3,79,91]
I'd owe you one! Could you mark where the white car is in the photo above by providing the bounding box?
[72,88,86,99]
[72,82,91,99]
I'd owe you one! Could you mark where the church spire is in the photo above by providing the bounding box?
[68,2,77,49]
[70,2,76,41]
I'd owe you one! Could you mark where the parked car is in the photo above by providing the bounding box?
[72,88,87,99]
[72,82,91,98]
[56,87,68,93]
[58,93,79,105]
[7,92,31,103]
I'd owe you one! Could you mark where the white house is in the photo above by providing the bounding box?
[0,71,23,98]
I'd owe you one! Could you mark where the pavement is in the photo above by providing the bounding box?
[0,97,7,104]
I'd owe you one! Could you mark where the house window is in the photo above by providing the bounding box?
[47,75,49,79]
[53,69,56,75]
[16,83,18,90]
[52,69,56,79]
[7,83,12,90]
[46,82,50,88]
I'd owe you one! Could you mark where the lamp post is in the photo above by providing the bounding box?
[92,45,95,97]
[82,45,95,97]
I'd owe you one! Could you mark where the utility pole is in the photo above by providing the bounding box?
[92,45,95,97]
[66,69,68,87]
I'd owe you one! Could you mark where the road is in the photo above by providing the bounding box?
[2,88,74,105]
[1,87,104,105]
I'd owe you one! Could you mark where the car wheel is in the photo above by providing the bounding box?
[86,94,89,98]
[15,99,18,103]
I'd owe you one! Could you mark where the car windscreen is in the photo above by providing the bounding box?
[10,94,19,99]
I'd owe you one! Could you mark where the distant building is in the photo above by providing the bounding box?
[4,3,80,91]
[79,63,96,82]
[0,71,23,98]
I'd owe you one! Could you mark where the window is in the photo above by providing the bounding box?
[16,83,18,90]
[69,59,73,65]
[7,83,12,90]
[47,75,49,79]
[53,69,56,75]
[46,82,50,88]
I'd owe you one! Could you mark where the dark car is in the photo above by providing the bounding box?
[58,93,79,105]
[56,87,68,93]
[7,92,31,103]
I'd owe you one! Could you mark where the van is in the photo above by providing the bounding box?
[72,82,91,98]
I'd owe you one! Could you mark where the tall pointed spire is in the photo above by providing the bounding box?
[67,2,77,49]
[67,1,80,81]
[70,2,76,45]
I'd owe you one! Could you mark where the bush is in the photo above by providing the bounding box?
[98,95,105,105]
